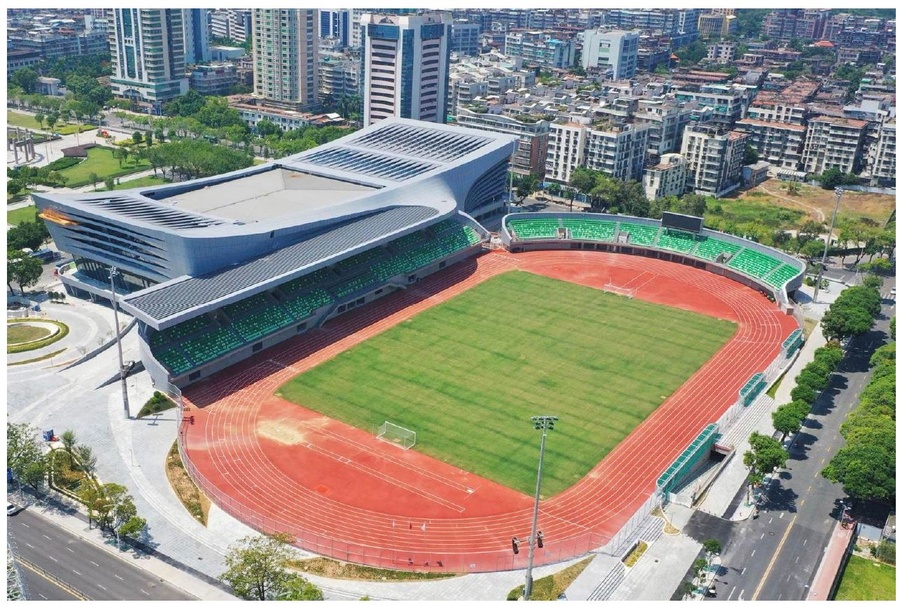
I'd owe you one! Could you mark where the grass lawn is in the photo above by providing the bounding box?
[834,555,896,601]
[58,146,150,188]
[6,110,94,136]
[277,271,736,496]
[7,205,38,226]
[99,175,169,191]
[7,324,52,345]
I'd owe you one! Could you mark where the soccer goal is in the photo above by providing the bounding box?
[604,282,635,299]
[376,421,417,450]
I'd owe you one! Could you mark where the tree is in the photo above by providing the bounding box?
[7,422,46,497]
[89,171,100,190]
[104,176,116,191]
[743,144,759,166]
[34,112,45,130]
[220,533,322,601]
[144,130,153,147]
[256,119,282,138]
[514,172,540,203]
[772,401,811,441]
[276,575,324,601]
[7,179,24,198]
[744,432,789,492]
[61,430,77,458]
[75,445,97,476]
[800,239,825,260]
[821,302,876,341]
[8,220,50,251]
[10,68,39,94]
[702,539,722,555]
[7,249,43,294]
[789,383,817,406]
[823,440,895,502]
[819,167,849,190]
[132,131,143,145]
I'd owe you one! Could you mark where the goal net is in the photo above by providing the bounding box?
[376,421,416,450]
[604,282,635,299]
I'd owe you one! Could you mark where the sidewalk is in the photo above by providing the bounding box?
[807,523,856,600]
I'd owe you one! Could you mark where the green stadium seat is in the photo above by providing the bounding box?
[656,229,698,253]
[763,263,801,289]
[231,305,294,342]
[618,223,659,246]
[560,218,617,241]
[155,346,192,375]
[283,288,333,320]
[693,236,742,261]
[222,293,270,319]
[508,218,561,240]
[155,314,212,344]
[727,248,783,280]
[179,326,244,366]
[280,268,335,296]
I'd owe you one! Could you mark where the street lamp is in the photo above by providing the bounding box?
[109,266,130,419]
[813,187,844,303]
[524,415,558,601]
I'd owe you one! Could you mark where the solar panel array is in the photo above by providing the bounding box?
[352,122,491,162]
[77,195,225,229]
[302,148,437,181]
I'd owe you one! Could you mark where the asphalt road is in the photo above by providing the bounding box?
[696,276,895,601]
[7,507,198,601]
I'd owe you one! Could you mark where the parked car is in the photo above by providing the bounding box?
[7,502,20,516]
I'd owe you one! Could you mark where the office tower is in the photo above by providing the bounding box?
[252,9,319,109]
[360,12,452,127]
[108,9,189,111]
[184,8,211,65]
[321,9,351,48]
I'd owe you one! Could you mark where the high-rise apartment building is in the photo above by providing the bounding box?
[108,9,189,110]
[604,8,700,46]
[252,9,319,109]
[451,20,482,57]
[643,154,687,201]
[210,9,251,44]
[680,124,748,197]
[801,116,868,176]
[545,121,650,184]
[504,31,575,69]
[360,12,452,127]
[183,8,211,65]
[581,30,639,80]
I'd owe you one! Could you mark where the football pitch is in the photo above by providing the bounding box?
[276,271,736,496]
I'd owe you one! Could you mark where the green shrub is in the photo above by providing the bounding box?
[137,391,175,418]
[45,156,84,171]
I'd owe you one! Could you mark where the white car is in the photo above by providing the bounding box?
[7,502,19,516]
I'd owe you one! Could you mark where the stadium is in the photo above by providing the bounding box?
[34,118,806,573]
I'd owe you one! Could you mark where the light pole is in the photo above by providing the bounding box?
[109,266,130,419]
[813,187,843,303]
[524,415,557,601]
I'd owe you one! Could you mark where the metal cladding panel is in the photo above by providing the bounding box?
[122,205,439,322]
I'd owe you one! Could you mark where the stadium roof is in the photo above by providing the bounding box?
[121,205,439,328]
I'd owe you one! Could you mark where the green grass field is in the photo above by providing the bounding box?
[277,271,736,496]
[6,110,95,136]
[834,555,896,601]
[57,147,150,188]
[7,205,38,226]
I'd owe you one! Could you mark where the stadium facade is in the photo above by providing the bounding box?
[33,118,517,388]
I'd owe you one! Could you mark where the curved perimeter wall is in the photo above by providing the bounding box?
[500,213,805,314]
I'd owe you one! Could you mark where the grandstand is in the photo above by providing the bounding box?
[503,213,805,300]
[33,118,517,388]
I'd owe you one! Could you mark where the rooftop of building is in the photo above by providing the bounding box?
[736,118,807,132]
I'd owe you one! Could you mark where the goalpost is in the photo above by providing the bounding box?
[603,282,635,299]
[376,421,416,450]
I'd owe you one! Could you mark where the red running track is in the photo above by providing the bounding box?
[181,250,798,573]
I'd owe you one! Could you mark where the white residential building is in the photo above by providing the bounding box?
[360,12,452,127]
[545,120,650,184]
[801,116,868,175]
[735,118,807,170]
[644,154,687,201]
[865,121,896,187]
[680,124,748,197]
[581,30,639,80]
[252,9,319,109]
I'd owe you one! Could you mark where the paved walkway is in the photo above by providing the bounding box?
[807,523,856,600]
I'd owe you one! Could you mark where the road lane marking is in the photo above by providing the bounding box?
[728,587,736,600]
[25,543,34,549]
[48,556,58,562]
[796,556,800,563]
[752,514,798,600]
[769,517,773,524]
[38,594,47,600]
[140,589,150,596]
[72,569,82,576]
[780,512,785,519]
[18,557,90,600]
[20,523,29,528]
[751,550,756,557]
[739,589,745,600]
[799,499,805,507]
[42,535,51,540]
[90,561,99,567]
[804,539,808,546]
[114,574,124,581]
[66,547,75,553]
[97,584,107,591]
[760,533,766,540]
[741,567,746,575]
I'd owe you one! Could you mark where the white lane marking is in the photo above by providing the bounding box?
[72,569,82,576]
[66,547,74,553]
[38,594,47,600]
[42,534,51,540]
[25,543,34,549]
[97,584,107,591]
[803,539,808,546]
[760,533,766,540]
[20,523,30,528]
[741,567,746,575]
[90,561,99,567]
[48,555,58,562]
[769,517,773,524]
[780,512,785,519]
[751,550,756,557]
[140,589,150,596]
[728,587,737,600]
[114,574,124,581]
[739,589,746,600]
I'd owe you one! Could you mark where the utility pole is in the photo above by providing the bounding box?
[813,187,843,303]
[109,266,130,419]
[524,415,557,600]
